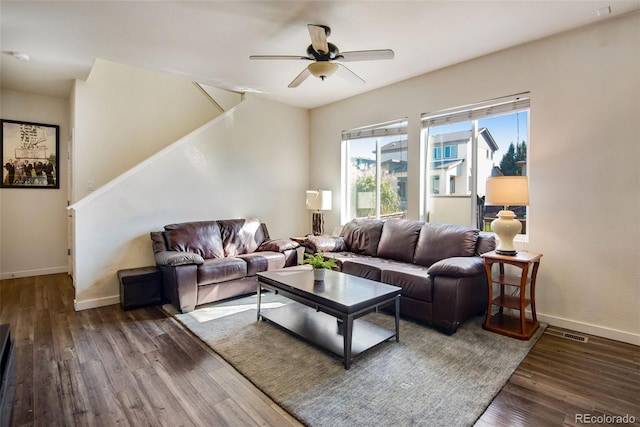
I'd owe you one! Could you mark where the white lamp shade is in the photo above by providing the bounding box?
[485,176,529,209]
[306,190,332,211]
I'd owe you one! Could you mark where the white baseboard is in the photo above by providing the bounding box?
[0,266,68,280]
[74,295,120,311]
[538,312,640,346]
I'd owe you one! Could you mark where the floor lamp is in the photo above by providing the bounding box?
[485,176,529,255]
[306,190,332,236]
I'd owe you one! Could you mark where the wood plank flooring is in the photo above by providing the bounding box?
[1,273,638,426]
[0,274,301,427]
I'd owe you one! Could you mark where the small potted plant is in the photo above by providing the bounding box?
[303,252,337,281]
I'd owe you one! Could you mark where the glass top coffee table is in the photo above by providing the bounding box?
[257,267,401,369]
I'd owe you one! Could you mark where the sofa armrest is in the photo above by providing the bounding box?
[158,264,198,313]
[427,256,485,277]
[304,236,347,253]
[257,238,300,253]
[154,250,205,267]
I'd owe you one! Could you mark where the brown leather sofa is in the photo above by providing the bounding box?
[304,219,495,334]
[151,218,299,313]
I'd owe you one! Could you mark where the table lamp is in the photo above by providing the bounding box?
[306,190,332,235]
[485,176,529,255]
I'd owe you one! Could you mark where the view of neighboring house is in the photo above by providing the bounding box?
[347,126,520,227]
[428,128,498,197]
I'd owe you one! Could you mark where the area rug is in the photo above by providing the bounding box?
[163,293,545,427]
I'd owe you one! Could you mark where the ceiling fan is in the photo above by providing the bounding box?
[250,24,394,88]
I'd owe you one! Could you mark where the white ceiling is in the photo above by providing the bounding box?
[1,1,639,109]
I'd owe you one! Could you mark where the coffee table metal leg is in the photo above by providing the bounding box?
[395,295,400,342]
[343,315,353,370]
[256,282,262,321]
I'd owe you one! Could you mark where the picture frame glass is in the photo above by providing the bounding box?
[1,119,60,189]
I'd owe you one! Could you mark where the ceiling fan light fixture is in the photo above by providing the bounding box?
[308,61,338,80]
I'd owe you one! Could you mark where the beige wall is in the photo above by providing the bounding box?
[0,90,69,278]
[310,13,640,344]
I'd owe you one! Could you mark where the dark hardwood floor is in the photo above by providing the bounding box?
[1,274,638,426]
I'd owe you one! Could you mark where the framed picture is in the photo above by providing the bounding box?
[1,119,60,189]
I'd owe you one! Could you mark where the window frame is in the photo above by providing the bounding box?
[341,119,409,224]
[421,93,530,237]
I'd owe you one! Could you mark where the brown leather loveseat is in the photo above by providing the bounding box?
[151,218,299,313]
[304,219,495,334]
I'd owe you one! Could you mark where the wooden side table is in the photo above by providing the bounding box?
[481,250,542,339]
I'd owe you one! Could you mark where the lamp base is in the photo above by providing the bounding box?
[312,212,325,236]
[495,249,518,256]
[491,210,522,256]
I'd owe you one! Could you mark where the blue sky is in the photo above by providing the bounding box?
[346,110,529,161]
[433,111,529,159]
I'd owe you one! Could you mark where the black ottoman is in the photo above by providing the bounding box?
[117,267,162,310]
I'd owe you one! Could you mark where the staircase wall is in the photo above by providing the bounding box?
[70,92,309,309]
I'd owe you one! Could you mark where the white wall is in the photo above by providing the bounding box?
[0,90,69,278]
[310,13,640,344]
[70,94,310,309]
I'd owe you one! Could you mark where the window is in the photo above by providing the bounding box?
[431,176,440,194]
[421,94,530,233]
[444,145,457,159]
[342,119,408,222]
[434,145,458,160]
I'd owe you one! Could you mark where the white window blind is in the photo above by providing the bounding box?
[342,118,407,140]
[421,94,530,128]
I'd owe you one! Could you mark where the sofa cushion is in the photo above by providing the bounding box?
[475,235,496,256]
[217,218,267,257]
[381,264,433,302]
[427,256,485,277]
[341,257,383,281]
[304,236,347,253]
[413,223,479,267]
[257,239,299,252]
[341,219,384,256]
[237,251,286,276]
[340,256,408,282]
[164,221,224,259]
[154,251,205,266]
[197,257,247,285]
[377,219,424,263]
[150,231,167,253]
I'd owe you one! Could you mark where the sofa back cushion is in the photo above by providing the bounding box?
[217,218,268,257]
[377,219,424,263]
[413,223,479,267]
[340,219,384,256]
[475,234,496,255]
[150,231,168,253]
[164,221,224,259]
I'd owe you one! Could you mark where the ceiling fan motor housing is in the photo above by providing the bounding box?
[307,43,339,60]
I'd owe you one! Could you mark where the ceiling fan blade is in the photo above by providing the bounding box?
[250,55,311,61]
[336,64,365,85]
[337,49,395,62]
[308,24,329,55]
[288,67,312,88]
